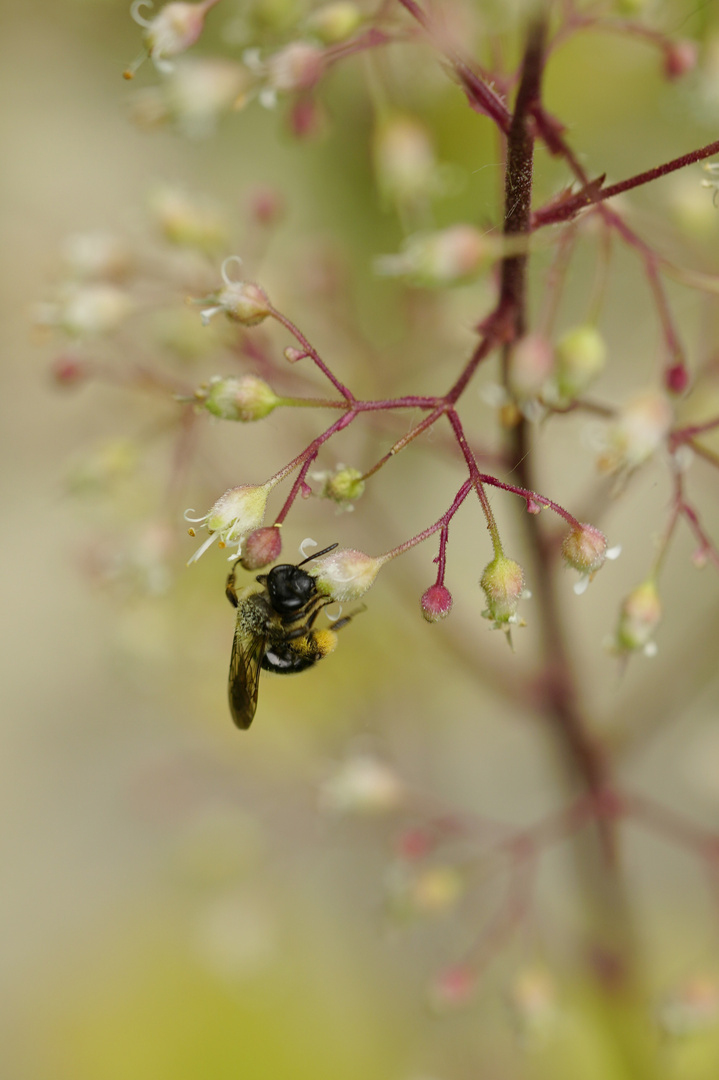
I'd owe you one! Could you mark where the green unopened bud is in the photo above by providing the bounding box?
[305,2,361,43]
[310,547,386,601]
[320,465,365,508]
[198,375,281,421]
[480,555,525,631]
[374,113,437,206]
[562,523,607,575]
[149,185,227,253]
[553,325,606,402]
[562,523,620,594]
[613,579,661,655]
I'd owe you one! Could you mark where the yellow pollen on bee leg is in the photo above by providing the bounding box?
[314,629,338,657]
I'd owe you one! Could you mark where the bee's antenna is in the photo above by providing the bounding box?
[297,542,338,568]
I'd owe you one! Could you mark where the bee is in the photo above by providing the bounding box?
[225,543,358,729]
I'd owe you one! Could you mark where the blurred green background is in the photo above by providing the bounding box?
[4,1,719,1077]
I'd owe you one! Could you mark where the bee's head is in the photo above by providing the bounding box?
[264,563,317,614]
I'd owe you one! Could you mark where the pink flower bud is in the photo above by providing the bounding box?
[266,42,325,93]
[420,584,453,622]
[51,354,89,387]
[429,965,475,1011]
[664,40,698,81]
[665,362,689,395]
[240,527,283,570]
[509,333,554,399]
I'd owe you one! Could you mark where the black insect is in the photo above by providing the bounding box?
[225,544,357,729]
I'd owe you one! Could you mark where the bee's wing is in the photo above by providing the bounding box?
[228,615,267,730]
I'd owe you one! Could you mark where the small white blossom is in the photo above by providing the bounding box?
[184,482,275,565]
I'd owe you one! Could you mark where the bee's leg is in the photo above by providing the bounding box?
[226,559,242,608]
[324,603,367,632]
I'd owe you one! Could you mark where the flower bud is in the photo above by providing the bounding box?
[509,333,554,400]
[480,555,525,630]
[161,57,251,137]
[665,362,689,395]
[429,965,475,1011]
[50,354,89,388]
[375,225,492,286]
[552,325,606,402]
[664,40,698,80]
[248,186,285,227]
[149,186,227,253]
[202,282,271,327]
[319,465,365,508]
[420,584,453,622]
[198,375,281,422]
[310,547,386,601]
[658,976,719,1037]
[305,2,361,43]
[508,968,558,1041]
[35,284,134,338]
[318,755,404,815]
[597,390,673,475]
[373,113,438,206]
[240,526,282,570]
[185,482,273,564]
[266,42,325,93]
[61,231,131,281]
[561,523,608,575]
[613,579,661,655]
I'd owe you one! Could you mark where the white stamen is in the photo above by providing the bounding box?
[187,530,218,566]
[200,305,222,325]
[573,577,590,596]
[299,537,318,559]
[183,508,207,523]
[259,87,278,109]
[325,603,344,622]
[606,545,622,561]
[221,255,243,286]
[130,0,154,29]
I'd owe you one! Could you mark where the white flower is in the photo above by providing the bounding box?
[184,482,274,565]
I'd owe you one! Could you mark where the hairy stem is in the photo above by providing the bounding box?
[499,21,651,1068]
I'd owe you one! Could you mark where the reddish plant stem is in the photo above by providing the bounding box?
[395,0,512,133]
[532,138,719,228]
[500,18,619,844]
